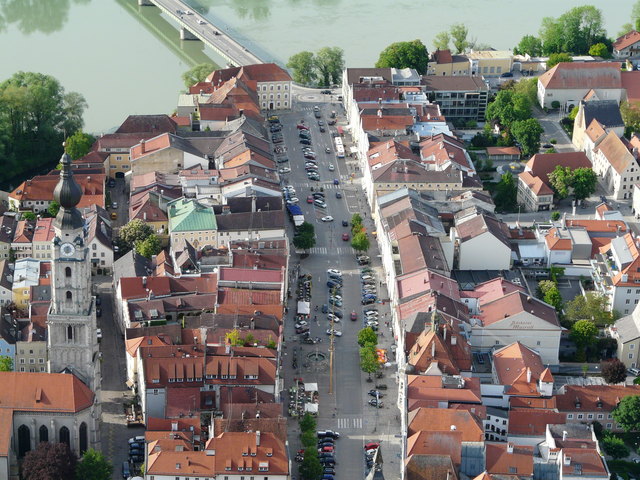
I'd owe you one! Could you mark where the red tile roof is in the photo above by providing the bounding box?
[539,62,621,90]
[595,131,636,174]
[407,375,482,409]
[485,443,534,475]
[408,407,484,441]
[408,329,471,375]
[407,431,462,464]
[493,341,546,388]
[519,170,554,196]
[508,409,565,436]
[560,449,608,477]
[119,274,217,300]
[486,147,521,156]
[622,71,640,103]
[479,291,560,328]
[10,174,105,208]
[614,30,640,51]
[555,384,640,412]
[526,152,591,185]
[546,227,573,251]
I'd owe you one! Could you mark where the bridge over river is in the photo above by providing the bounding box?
[140,0,263,67]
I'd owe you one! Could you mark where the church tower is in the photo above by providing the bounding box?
[47,151,100,394]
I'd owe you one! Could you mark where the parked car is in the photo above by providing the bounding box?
[368,399,383,407]
[327,313,341,322]
[368,390,383,398]
[307,195,314,203]
[328,297,343,307]
[314,200,327,208]
[297,123,308,130]
[322,304,329,313]
[327,269,341,276]
[322,216,334,222]
[364,442,380,450]
[326,329,342,337]
[327,281,342,289]
[122,461,131,479]
[375,384,388,390]
[317,430,341,439]
[300,139,312,145]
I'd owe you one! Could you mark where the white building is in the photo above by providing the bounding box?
[452,213,511,271]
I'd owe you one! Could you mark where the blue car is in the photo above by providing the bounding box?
[322,304,328,313]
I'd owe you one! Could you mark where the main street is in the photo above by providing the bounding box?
[279,94,402,479]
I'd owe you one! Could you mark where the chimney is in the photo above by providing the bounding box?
[443,327,447,341]
[451,335,457,346]
[507,444,514,454]
[526,367,532,383]
[172,421,178,431]
[377,109,383,118]
[563,430,568,441]
[142,276,147,287]
[256,430,261,446]
[564,455,571,466]
[252,195,257,213]
[562,212,567,229]
[143,212,147,221]
[431,341,436,358]
[450,425,457,431]
[140,139,146,154]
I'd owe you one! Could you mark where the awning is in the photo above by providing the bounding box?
[297,301,310,315]
[304,403,319,413]
[125,379,134,389]
[337,126,344,135]
[304,382,318,392]
[350,146,358,153]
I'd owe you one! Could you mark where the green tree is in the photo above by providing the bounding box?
[47,201,60,218]
[287,51,317,85]
[618,23,635,38]
[358,327,378,347]
[485,90,531,129]
[572,167,598,201]
[539,7,606,55]
[351,232,370,252]
[543,285,563,313]
[351,213,363,226]
[548,165,573,200]
[612,395,640,432]
[550,211,561,221]
[494,172,518,212]
[22,442,77,480]
[601,435,630,458]
[75,448,113,480]
[315,47,344,86]
[299,448,323,480]
[601,359,628,384]
[565,292,612,325]
[359,344,380,379]
[514,35,543,56]
[294,222,316,252]
[299,412,317,433]
[22,212,36,221]
[65,130,95,160]
[300,430,316,448]
[244,333,256,346]
[0,72,87,187]
[0,355,12,372]
[547,52,573,69]
[432,32,450,51]
[375,40,430,74]
[225,329,244,347]
[181,63,214,89]
[513,77,539,106]
[588,42,610,58]
[570,319,598,351]
[135,233,161,259]
[536,280,557,299]
[620,100,640,133]
[511,118,543,157]
[568,105,580,122]
[450,23,470,54]
[633,1,640,31]
[118,219,154,252]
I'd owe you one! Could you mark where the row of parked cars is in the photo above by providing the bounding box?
[325,269,343,337]
[360,267,377,305]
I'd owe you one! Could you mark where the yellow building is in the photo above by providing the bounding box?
[11,258,40,308]
[427,50,471,76]
[468,50,513,77]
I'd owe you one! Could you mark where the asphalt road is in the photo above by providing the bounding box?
[279,97,402,480]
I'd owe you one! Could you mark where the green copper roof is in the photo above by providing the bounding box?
[168,198,217,233]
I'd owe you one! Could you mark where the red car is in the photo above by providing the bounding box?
[350,311,357,321]
[297,123,309,130]
[342,233,349,241]
[307,195,314,204]
[319,446,334,453]
[364,443,380,450]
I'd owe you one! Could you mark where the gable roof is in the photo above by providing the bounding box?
[408,407,484,441]
[168,198,217,233]
[455,213,510,249]
[492,341,546,388]
[485,443,533,475]
[478,291,560,328]
[116,114,177,134]
[508,409,565,436]
[614,30,640,51]
[582,100,624,128]
[595,131,637,174]
[539,62,621,90]
[408,329,469,375]
[518,171,553,196]
[406,431,462,464]
[555,384,640,412]
[526,152,591,185]
[585,118,607,143]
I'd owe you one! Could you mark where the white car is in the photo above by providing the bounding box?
[295,321,308,329]
[96,329,103,341]
[328,164,335,171]
[197,19,206,24]
[329,295,342,301]
[278,167,291,174]
[327,313,341,322]
[326,329,342,337]
[321,216,334,222]
[327,269,342,276]
[185,9,193,14]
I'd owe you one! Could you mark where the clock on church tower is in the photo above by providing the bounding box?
[47,150,100,393]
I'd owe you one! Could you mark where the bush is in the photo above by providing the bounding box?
[551,100,561,109]
[550,138,557,144]
[551,211,561,221]
[602,435,630,459]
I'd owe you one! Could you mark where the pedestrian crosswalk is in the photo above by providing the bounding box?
[336,417,363,429]
[309,247,356,255]
[296,182,345,190]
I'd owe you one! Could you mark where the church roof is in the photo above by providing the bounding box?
[53,152,85,231]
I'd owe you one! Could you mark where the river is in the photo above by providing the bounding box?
[0,0,630,133]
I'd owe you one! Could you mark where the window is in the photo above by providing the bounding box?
[38,359,44,364]
[587,414,594,419]
[537,341,541,346]
[631,344,636,350]
[92,244,97,250]
[65,267,71,277]
[29,359,34,364]
[607,423,612,428]
[67,325,73,341]
[567,414,574,419]
[66,291,72,301]
[19,359,25,364]
[577,414,584,419]
[597,414,604,419]
[630,353,634,359]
